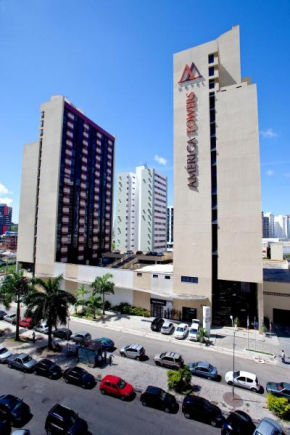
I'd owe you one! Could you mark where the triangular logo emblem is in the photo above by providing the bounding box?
[178,63,202,84]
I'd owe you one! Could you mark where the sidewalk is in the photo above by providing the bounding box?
[71,313,281,365]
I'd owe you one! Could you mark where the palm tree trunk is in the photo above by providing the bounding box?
[102,292,105,315]
[48,315,53,350]
[15,293,21,341]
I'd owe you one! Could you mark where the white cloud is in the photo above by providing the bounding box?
[266,170,274,176]
[284,173,290,178]
[0,183,9,195]
[154,155,167,166]
[0,197,13,205]
[260,128,278,139]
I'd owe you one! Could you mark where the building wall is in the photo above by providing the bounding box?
[263,281,290,319]
[116,172,136,251]
[217,83,262,283]
[133,290,151,310]
[17,142,39,264]
[137,166,154,252]
[152,171,167,251]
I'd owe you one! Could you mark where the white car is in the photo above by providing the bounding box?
[0,345,12,363]
[34,322,49,334]
[225,370,261,393]
[161,320,175,335]
[3,313,16,324]
[188,319,200,341]
[174,323,189,339]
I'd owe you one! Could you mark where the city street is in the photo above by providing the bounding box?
[0,363,219,435]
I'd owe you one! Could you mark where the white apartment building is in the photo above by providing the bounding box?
[167,206,174,250]
[274,215,289,239]
[116,165,167,252]
[264,212,275,237]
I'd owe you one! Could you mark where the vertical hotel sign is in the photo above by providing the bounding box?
[178,63,202,188]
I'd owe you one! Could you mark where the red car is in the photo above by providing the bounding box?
[99,375,134,400]
[18,318,33,329]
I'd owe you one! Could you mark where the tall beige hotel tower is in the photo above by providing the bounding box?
[173,26,263,327]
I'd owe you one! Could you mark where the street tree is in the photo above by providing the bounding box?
[85,295,102,319]
[24,275,76,349]
[0,271,32,341]
[91,273,114,315]
[75,284,90,315]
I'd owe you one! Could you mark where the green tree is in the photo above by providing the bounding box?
[267,393,290,419]
[85,294,102,319]
[24,275,76,349]
[167,366,192,393]
[91,273,115,315]
[0,271,32,341]
[197,327,209,343]
[75,284,90,315]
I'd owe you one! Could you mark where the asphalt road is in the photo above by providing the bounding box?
[66,318,288,393]
[0,364,219,435]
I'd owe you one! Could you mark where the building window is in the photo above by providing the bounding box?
[209,79,215,89]
[181,276,198,283]
[137,273,142,277]
[208,53,215,64]
[209,66,215,77]
[153,274,158,278]
[165,275,171,280]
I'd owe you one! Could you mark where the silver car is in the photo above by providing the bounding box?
[253,417,282,435]
[7,353,37,373]
[161,320,175,335]
[0,345,12,363]
[34,322,49,334]
[154,351,184,369]
[3,313,16,324]
[120,343,146,360]
[71,331,92,344]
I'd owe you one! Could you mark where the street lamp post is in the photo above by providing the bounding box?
[230,315,236,400]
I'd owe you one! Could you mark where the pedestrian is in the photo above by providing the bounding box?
[282,350,286,363]
[108,353,113,366]
[32,331,36,343]
[103,350,107,362]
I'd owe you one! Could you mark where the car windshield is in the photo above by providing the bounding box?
[190,328,197,333]
[160,390,167,400]
[208,364,214,371]
[278,383,284,390]
[22,356,32,363]
[233,371,240,378]
[204,401,213,411]
[12,399,24,411]
[68,411,78,426]
[176,327,183,332]
[0,348,8,355]
[117,379,126,389]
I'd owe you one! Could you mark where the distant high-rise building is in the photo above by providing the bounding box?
[17,96,115,276]
[264,212,275,237]
[116,165,167,252]
[167,206,174,249]
[274,215,289,239]
[0,204,12,235]
[262,212,269,238]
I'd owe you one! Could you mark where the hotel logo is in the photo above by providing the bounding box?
[178,63,202,84]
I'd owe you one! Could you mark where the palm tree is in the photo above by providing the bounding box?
[75,284,90,315]
[0,271,32,341]
[91,273,114,315]
[85,294,102,319]
[197,327,209,344]
[24,275,76,349]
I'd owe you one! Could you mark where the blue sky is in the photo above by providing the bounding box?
[0,0,289,222]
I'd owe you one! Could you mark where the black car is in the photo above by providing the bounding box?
[221,410,256,434]
[52,328,72,340]
[33,358,62,379]
[0,310,7,320]
[63,366,96,388]
[182,395,224,427]
[0,395,30,426]
[45,404,88,434]
[140,386,177,413]
[151,317,165,332]
[0,408,11,435]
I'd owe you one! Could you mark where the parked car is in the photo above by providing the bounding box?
[225,370,261,393]
[0,310,7,320]
[34,322,49,334]
[45,404,88,434]
[188,319,200,341]
[151,317,164,332]
[136,251,143,255]
[33,358,62,379]
[188,361,218,380]
[221,410,256,434]
[182,395,224,427]
[119,343,145,360]
[161,320,175,335]
[7,353,37,373]
[174,323,189,339]
[140,386,177,413]
[113,249,120,254]
[99,375,134,400]
[0,345,12,363]
[71,331,91,344]
[266,381,290,400]
[63,366,96,388]
[154,351,184,369]
[18,318,33,329]
[253,417,282,435]
[52,328,72,340]
[11,430,31,434]
[0,395,30,426]
[124,250,134,255]
[0,409,11,435]
[93,337,114,351]
[3,313,16,324]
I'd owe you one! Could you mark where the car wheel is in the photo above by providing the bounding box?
[120,395,125,401]
[8,363,12,369]
[82,383,87,389]
[49,374,53,380]
[46,430,53,435]
[100,389,106,395]
[227,381,233,386]
[207,376,212,380]
[23,368,27,374]
[251,387,258,393]
[184,412,191,419]
[136,356,140,361]
[33,370,38,375]
[142,401,147,407]
[64,378,69,383]
[155,361,161,366]
[121,352,126,357]
[211,420,217,427]
[164,407,170,413]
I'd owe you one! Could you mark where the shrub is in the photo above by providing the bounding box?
[167,366,192,394]
[267,393,290,419]
[234,317,240,327]
[104,301,111,310]
[111,302,150,317]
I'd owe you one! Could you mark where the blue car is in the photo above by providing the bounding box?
[93,337,114,350]
[188,361,218,380]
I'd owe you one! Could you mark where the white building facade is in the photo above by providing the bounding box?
[274,215,289,239]
[264,212,275,237]
[167,206,174,250]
